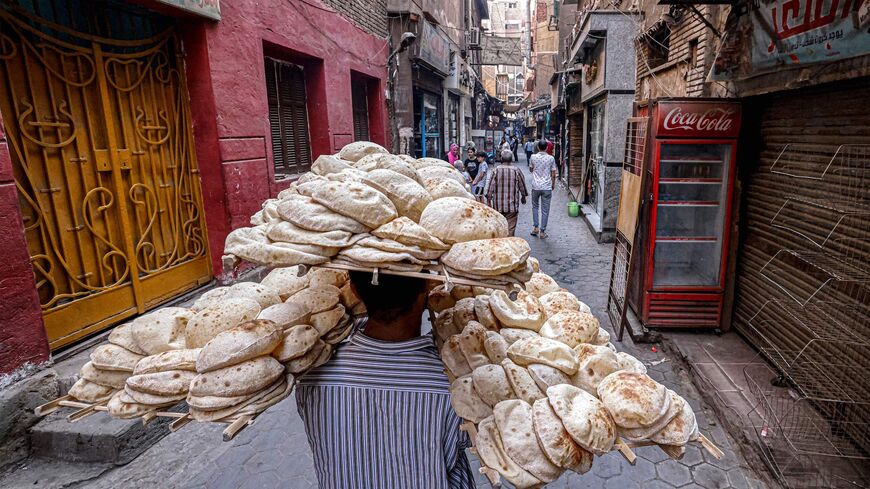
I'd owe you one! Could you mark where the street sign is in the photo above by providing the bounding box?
[480,35,523,65]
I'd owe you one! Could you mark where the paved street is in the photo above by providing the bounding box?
[3,157,768,489]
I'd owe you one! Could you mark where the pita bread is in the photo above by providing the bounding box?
[450,285,475,300]
[458,322,489,370]
[107,391,156,419]
[311,154,355,176]
[90,344,145,372]
[371,217,449,250]
[276,194,369,234]
[532,398,594,473]
[425,178,474,200]
[339,282,361,309]
[108,323,146,355]
[441,237,531,276]
[489,290,545,331]
[80,362,129,389]
[620,388,683,442]
[527,257,540,272]
[288,285,341,315]
[311,180,397,229]
[451,298,477,329]
[432,310,460,348]
[266,220,359,249]
[188,376,285,422]
[232,375,295,417]
[224,226,330,266]
[527,364,572,392]
[539,310,600,348]
[546,384,616,455]
[272,324,320,362]
[417,165,466,187]
[129,307,190,355]
[285,340,330,373]
[413,157,455,170]
[308,341,333,370]
[259,266,310,300]
[225,282,282,309]
[472,364,515,407]
[337,141,389,162]
[592,327,611,346]
[616,352,647,374]
[338,245,426,265]
[427,285,456,313]
[650,392,696,446]
[473,295,500,331]
[355,236,443,261]
[509,260,534,284]
[186,391,253,411]
[189,356,284,397]
[360,169,431,221]
[354,153,421,181]
[323,316,354,345]
[133,349,201,375]
[483,331,509,363]
[597,371,671,429]
[493,399,563,483]
[449,375,492,423]
[475,416,542,489]
[572,344,621,395]
[250,199,281,226]
[441,266,524,286]
[196,320,282,373]
[501,359,545,404]
[499,328,540,345]
[126,370,197,396]
[307,268,349,288]
[190,287,232,312]
[257,301,310,330]
[525,273,561,298]
[310,304,346,335]
[440,335,472,378]
[332,257,424,273]
[325,168,368,183]
[539,291,583,318]
[68,378,116,403]
[419,197,509,244]
[507,337,579,375]
[185,298,261,348]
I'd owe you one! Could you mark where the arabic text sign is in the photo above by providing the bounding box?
[153,0,220,20]
[480,35,523,65]
[752,0,869,69]
[418,21,451,75]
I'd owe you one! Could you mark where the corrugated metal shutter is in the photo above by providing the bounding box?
[352,82,370,142]
[732,80,870,454]
[265,58,312,177]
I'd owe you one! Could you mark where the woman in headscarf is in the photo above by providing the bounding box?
[446,143,462,170]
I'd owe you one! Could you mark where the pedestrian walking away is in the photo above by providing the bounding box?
[523,138,535,165]
[297,271,474,489]
[529,140,557,239]
[510,134,519,162]
[484,149,528,236]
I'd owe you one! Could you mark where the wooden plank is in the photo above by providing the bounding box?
[614,438,637,465]
[35,395,72,416]
[169,413,192,432]
[223,414,254,442]
[698,434,723,459]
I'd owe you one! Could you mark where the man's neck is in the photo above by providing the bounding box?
[362,307,424,342]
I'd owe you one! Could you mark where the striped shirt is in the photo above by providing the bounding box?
[485,164,528,213]
[295,327,474,489]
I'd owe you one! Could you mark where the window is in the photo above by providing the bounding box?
[505,22,520,31]
[265,57,312,177]
[645,26,671,69]
[508,2,517,8]
[351,81,370,141]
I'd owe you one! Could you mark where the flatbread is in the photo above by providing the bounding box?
[337,141,389,162]
[232,375,295,417]
[472,364,515,407]
[489,290,545,331]
[266,220,360,248]
[539,291,583,318]
[528,257,540,272]
[196,320,283,373]
[493,399,563,483]
[125,370,197,396]
[483,331,509,364]
[546,384,616,455]
[532,398,593,473]
[332,257,423,273]
[272,324,320,362]
[616,351,647,374]
[527,364,571,392]
[507,337,579,375]
[539,310,600,348]
[417,165,467,187]
[188,375,285,422]
[260,266,310,301]
[338,246,425,265]
[323,316,354,345]
[185,298,261,348]
[90,344,145,372]
[419,197,509,244]
[427,285,456,313]
[432,309,460,346]
[440,335,472,378]
[288,285,341,315]
[224,226,330,266]
[426,179,473,200]
[133,349,201,375]
[311,180,397,229]
[450,285,475,300]
[107,391,158,419]
[360,168,431,221]
[354,153,421,183]
[107,323,147,355]
[306,268,349,288]
[224,282,282,309]
[186,391,253,411]
[449,375,492,423]
[413,157,455,170]
[452,298,477,330]
[257,301,310,330]
[592,327,611,346]
[475,416,542,489]
[525,273,561,298]
[276,194,369,234]
[285,340,330,373]
[80,362,129,389]
[371,217,449,250]
[188,356,284,397]
[474,295,500,330]
[441,237,531,276]
[457,321,489,370]
[501,358,545,405]
[597,371,671,429]
[499,328,540,345]
[309,304,346,335]
[68,378,116,403]
[129,307,190,355]
[355,236,443,261]
[620,389,683,442]
[572,344,621,396]
[311,154,355,176]
[650,391,696,446]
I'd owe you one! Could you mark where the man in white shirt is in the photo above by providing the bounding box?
[528,140,557,239]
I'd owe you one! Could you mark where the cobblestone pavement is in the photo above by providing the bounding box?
[9,156,768,489]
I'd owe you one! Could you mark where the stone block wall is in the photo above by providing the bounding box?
[323,0,389,38]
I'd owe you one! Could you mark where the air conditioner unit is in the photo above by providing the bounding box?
[466,27,481,49]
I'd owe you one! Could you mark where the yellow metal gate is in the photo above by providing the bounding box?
[0,5,211,349]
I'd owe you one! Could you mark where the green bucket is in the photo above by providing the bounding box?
[567,201,580,217]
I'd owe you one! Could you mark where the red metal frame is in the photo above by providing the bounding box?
[640,99,741,328]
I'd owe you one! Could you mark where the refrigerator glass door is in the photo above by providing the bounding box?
[653,143,731,287]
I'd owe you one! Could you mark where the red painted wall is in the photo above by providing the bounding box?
[0,115,50,375]
[192,0,390,268]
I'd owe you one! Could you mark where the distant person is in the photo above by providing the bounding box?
[465,151,489,196]
[529,140,557,239]
[485,149,528,236]
[447,143,462,170]
[463,147,477,171]
[523,138,535,165]
[545,138,554,156]
[510,135,519,162]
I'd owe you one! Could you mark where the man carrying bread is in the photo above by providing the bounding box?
[295,271,475,489]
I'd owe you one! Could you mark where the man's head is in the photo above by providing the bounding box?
[537,140,548,152]
[475,151,488,162]
[349,271,427,317]
[501,149,514,163]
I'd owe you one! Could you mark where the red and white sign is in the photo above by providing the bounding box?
[655,101,741,138]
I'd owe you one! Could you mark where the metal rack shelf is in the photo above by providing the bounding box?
[771,197,870,247]
[760,249,870,305]
[770,144,870,181]
[748,299,869,345]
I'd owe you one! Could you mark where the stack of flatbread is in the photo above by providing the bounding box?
[109,348,200,418]
[431,272,700,488]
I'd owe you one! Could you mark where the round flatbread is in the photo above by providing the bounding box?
[276,194,369,234]
[185,298,261,349]
[371,217,449,250]
[427,285,456,313]
[452,298,477,330]
[620,388,683,442]
[413,157,455,170]
[133,349,201,375]
[266,220,360,249]
[440,335,472,379]
[539,291,583,318]
[107,391,157,419]
[592,327,611,346]
[493,399,563,483]
[311,154,355,176]
[501,358,545,405]
[196,320,283,373]
[355,236,443,261]
[475,416,542,489]
[311,180,397,229]
[457,321,489,370]
[80,362,129,389]
[472,364,515,407]
[224,226,330,266]
[287,285,341,315]
[499,328,540,345]
[597,371,671,430]
[417,165,467,187]
[354,153,420,183]
[425,179,473,200]
[507,337,579,375]
[525,273,561,298]
[527,364,572,392]
[129,307,190,355]
[272,324,320,362]
[306,268,349,288]
[616,351,647,374]
[572,344,621,395]
[483,331,509,364]
[546,384,616,455]
[126,370,197,396]
[489,290,545,331]
[309,304,346,335]
[69,378,116,403]
[189,356,284,397]
[257,301,310,330]
[107,323,147,355]
[449,375,492,423]
[260,266,310,301]
[441,237,531,277]
[419,197,509,244]
[539,310,600,348]
[337,141,389,162]
[532,398,593,473]
[90,344,145,373]
[360,168,431,221]
[473,295,500,330]
[650,391,696,446]
[285,340,331,373]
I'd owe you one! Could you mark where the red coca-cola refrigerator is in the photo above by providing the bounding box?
[632,99,741,329]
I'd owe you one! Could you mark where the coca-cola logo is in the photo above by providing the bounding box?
[663,107,736,132]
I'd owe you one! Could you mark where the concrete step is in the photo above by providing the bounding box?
[29,404,182,465]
